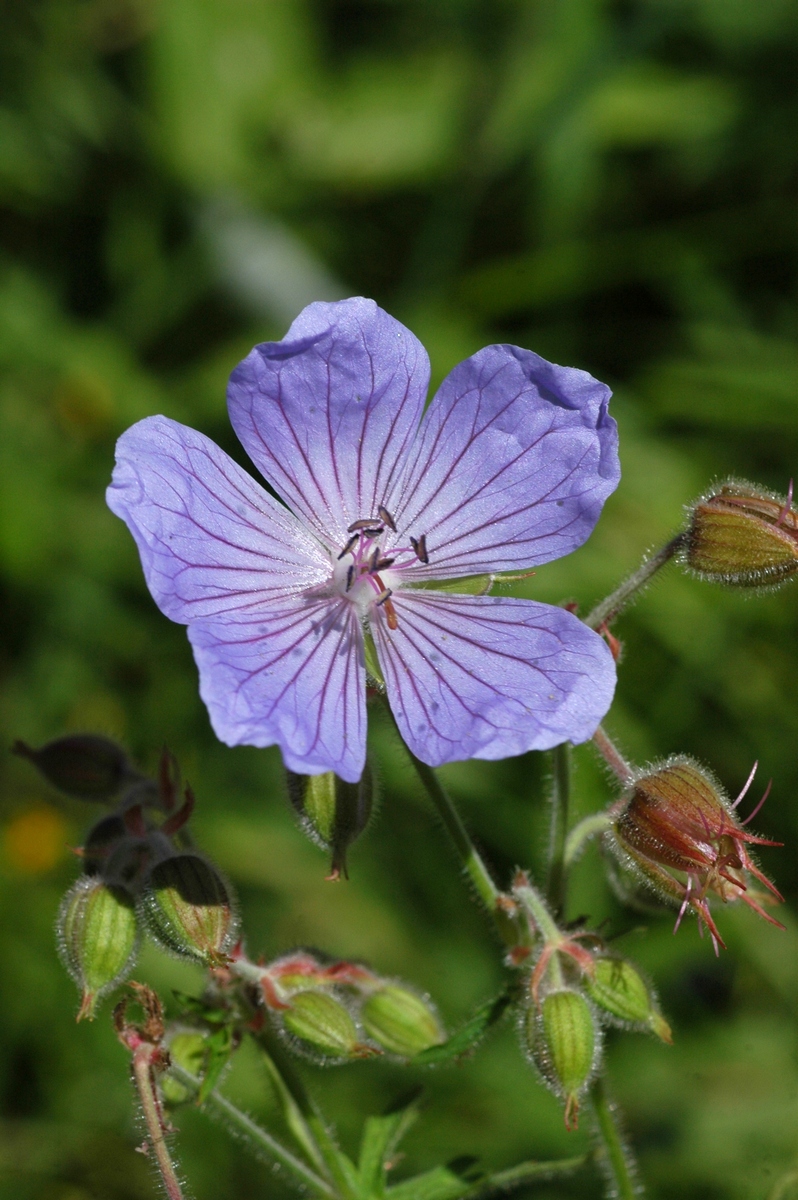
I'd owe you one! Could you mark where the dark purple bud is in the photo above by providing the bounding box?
[13,735,133,801]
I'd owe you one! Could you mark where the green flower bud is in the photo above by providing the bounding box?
[287,763,373,879]
[142,854,238,965]
[527,989,599,1130]
[585,955,672,1043]
[13,735,133,801]
[361,984,445,1057]
[281,991,372,1060]
[161,1031,208,1106]
[58,877,139,1020]
[684,481,798,587]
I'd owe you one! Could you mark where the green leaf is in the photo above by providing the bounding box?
[198,1024,235,1104]
[171,989,230,1026]
[358,1089,423,1197]
[386,1166,473,1200]
[412,993,512,1066]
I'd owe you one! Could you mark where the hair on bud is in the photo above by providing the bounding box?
[286,763,374,879]
[683,479,798,588]
[140,853,239,965]
[524,989,601,1131]
[360,983,446,1058]
[57,877,139,1020]
[280,990,376,1062]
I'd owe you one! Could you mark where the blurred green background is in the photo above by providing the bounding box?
[0,1,797,1197]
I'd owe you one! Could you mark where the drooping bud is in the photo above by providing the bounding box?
[281,990,373,1060]
[585,955,672,1043]
[13,735,133,801]
[141,853,238,965]
[81,813,128,876]
[526,989,599,1131]
[361,984,445,1057]
[161,1030,208,1106]
[684,480,798,587]
[610,757,783,952]
[57,877,139,1020]
[287,763,373,879]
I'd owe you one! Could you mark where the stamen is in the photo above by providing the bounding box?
[378,505,397,531]
[410,534,429,564]
[374,556,395,571]
[776,478,794,527]
[732,761,759,807]
[375,588,393,606]
[363,526,384,538]
[346,565,355,592]
[368,547,381,573]
[338,534,359,560]
[740,778,772,826]
[348,518,376,532]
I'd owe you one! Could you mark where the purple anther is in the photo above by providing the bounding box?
[410,534,429,564]
[375,557,395,571]
[345,564,355,592]
[375,588,393,607]
[347,518,376,533]
[363,526,384,538]
[368,547,381,573]
[378,505,397,532]
[338,534,359,560]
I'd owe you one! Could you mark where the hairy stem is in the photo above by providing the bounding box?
[461,1154,587,1198]
[564,813,615,870]
[168,1063,335,1197]
[585,535,684,631]
[592,726,635,786]
[545,743,571,915]
[590,1076,642,1199]
[256,1033,330,1178]
[131,1046,186,1200]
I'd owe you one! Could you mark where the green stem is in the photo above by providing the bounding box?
[585,535,684,631]
[256,1034,330,1178]
[131,1046,186,1200]
[564,813,614,870]
[168,1063,335,1198]
[460,1155,587,1199]
[545,743,571,915]
[590,1076,642,1199]
[767,1168,798,1200]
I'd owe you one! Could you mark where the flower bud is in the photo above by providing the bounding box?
[287,763,373,879]
[57,877,139,1020]
[141,853,238,965]
[684,481,798,587]
[611,757,783,952]
[585,955,672,1042]
[13,735,133,800]
[526,989,599,1130]
[361,984,445,1057]
[281,990,372,1060]
[81,813,128,876]
[161,1031,208,1106]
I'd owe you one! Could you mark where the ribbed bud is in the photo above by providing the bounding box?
[612,756,783,951]
[527,990,599,1131]
[361,984,445,1057]
[141,853,238,965]
[161,1031,208,1106]
[13,735,132,800]
[585,955,672,1042]
[281,991,372,1060]
[287,763,373,879]
[57,877,139,1020]
[684,481,798,587]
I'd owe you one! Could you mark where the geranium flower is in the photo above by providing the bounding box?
[107,298,619,782]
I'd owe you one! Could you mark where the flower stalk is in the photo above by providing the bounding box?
[590,1076,642,1199]
[585,535,684,631]
[546,743,572,915]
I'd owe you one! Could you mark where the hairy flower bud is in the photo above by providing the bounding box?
[141,853,238,965]
[684,480,798,587]
[13,735,133,801]
[281,990,372,1060]
[287,763,373,879]
[58,877,139,1020]
[526,989,599,1130]
[611,757,783,952]
[585,955,671,1042]
[361,984,445,1057]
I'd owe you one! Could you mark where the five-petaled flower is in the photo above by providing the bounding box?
[107,298,619,782]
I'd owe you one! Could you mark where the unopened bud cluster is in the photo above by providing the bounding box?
[250,950,446,1063]
[512,877,670,1130]
[683,479,798,588]
[18,737,238,1019]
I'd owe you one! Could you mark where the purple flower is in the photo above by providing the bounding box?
[107,298,619,783]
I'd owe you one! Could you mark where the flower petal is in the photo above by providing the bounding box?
[107,416,330,622]
[373,591,615,766]
[227,297,430,550]
[388,345,619,579]
[189,596,366,781]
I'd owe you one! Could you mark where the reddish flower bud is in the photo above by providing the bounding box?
[610,757,784,952]
[684,480,798,587]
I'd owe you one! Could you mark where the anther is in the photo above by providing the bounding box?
[348,518,376,533]
[368,547,381,573]
[375,557,395,571]
[363,526,384,538]
[338,534,359,559]
[378,505,397,532]
[375,588,393,607]
[346,565,355,592]
[410,534,429,564]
